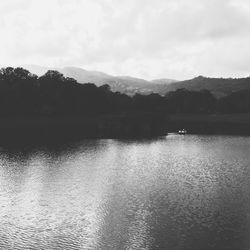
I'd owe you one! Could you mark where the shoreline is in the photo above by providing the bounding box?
[167,113,250,136]
[0,113,249,145]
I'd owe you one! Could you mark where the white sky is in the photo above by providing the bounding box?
[1,0,250,80]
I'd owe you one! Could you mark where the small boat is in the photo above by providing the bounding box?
[178,129,187,135]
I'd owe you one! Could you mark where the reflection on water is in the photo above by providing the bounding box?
[0,135,249,249]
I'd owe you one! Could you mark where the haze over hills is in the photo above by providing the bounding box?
[22,65,250,97]
[23,65,177,95]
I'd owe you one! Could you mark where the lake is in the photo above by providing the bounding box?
[0,135,249,250]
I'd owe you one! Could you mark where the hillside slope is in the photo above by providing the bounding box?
[163,76,250,97]
[22,66,250,97]
[24,65,177,95]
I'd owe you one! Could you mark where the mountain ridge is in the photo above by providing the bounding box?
[20,65,250,97]
[23,65,177,95]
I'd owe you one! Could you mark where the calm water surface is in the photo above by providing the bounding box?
[0,135,249,250]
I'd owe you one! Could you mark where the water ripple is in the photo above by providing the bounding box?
[0,136,249,249]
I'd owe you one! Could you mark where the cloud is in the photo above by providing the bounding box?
[0,0,250,79]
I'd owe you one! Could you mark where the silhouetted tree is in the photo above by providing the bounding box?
[165,89,217,113]
[0,67,249,119]
[218,90,250,113]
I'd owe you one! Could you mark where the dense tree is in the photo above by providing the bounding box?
[165,89,217,114]
[218,90,250,113]
[0,67,249,118]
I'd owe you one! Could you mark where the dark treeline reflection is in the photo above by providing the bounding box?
[0,67,250,138]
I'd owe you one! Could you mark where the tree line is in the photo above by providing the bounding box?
[0,67,249,117]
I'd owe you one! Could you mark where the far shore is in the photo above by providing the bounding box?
[0,113,166,142]
[0,113,249,144]
[167,113,250,135]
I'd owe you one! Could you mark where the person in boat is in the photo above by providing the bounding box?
[178,129,187,134]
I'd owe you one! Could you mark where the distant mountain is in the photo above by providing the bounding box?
[22,66,250,97]
[162,76,250,97]
[151,78,178,85]
[24,65,177,95]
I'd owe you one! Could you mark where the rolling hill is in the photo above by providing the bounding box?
[163,76,250,97]
[22,65,250,97]
[24,65,177,95]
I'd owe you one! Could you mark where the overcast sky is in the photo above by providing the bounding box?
[1,0,250,80]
